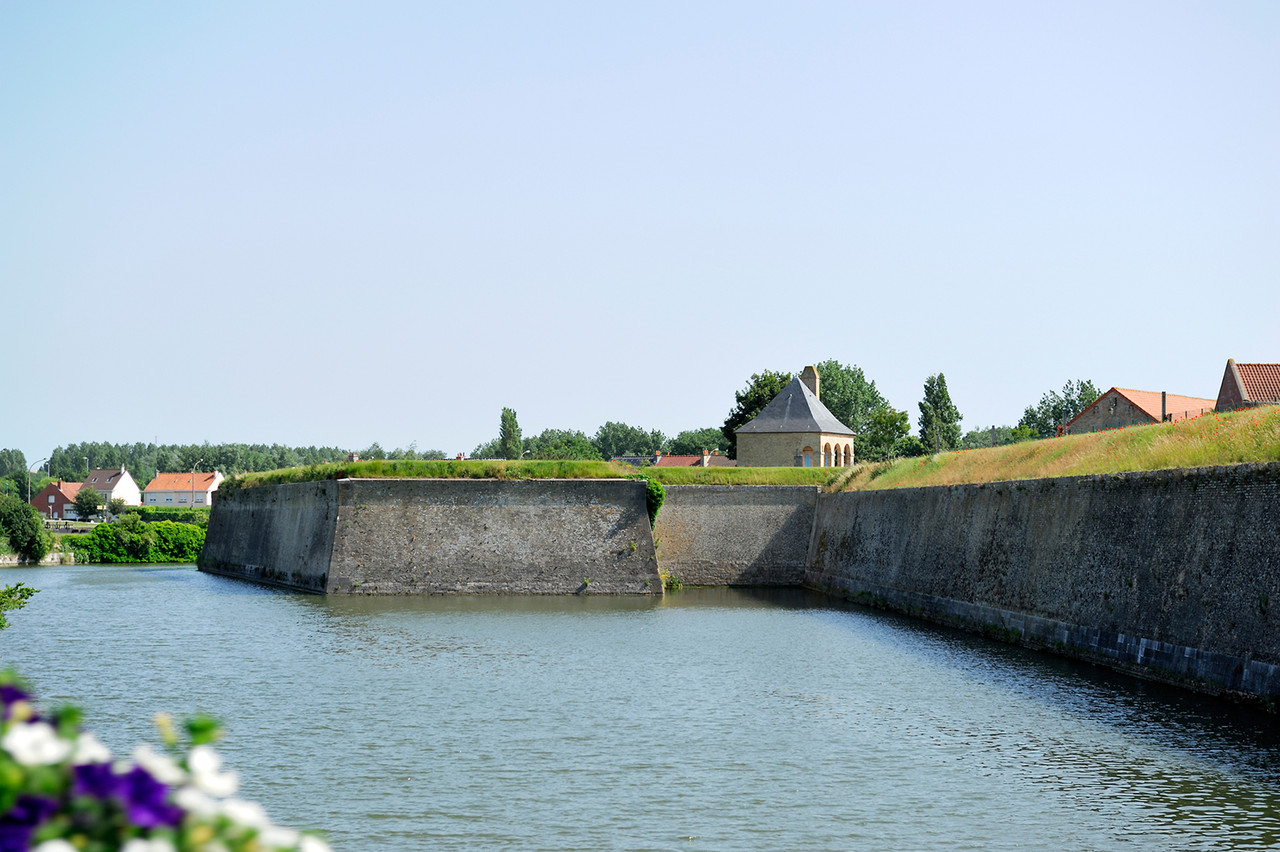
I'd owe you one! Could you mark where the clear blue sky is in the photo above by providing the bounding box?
[5,1,1278,463]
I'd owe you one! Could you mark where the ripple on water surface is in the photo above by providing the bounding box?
[2,565,1279,851]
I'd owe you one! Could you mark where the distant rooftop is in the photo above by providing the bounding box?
[735,376,854,436]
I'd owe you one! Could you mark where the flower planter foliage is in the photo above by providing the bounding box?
[0,673,328,851]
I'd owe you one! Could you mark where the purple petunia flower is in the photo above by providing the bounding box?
[73,762,123,800]
[120,766,183,828]
[0,685,34,722]
[0,795,58,852]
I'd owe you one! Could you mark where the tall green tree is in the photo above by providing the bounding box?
[960,424,1037,449]
[0,449,26,479]
[593,422,665,460]
[668,427,731,456]
[499,408,523,460]
[813,360,888,436]
[524,429,602,460]
[918,373,963,453]
[859,406,911,461]
[721,370,793,459]
[74,487,103,521]
[1018,379,1101,439]
[0,496,52,563]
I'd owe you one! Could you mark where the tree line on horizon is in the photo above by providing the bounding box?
[0,369,1102,500]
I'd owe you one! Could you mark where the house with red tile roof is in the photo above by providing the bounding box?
[1066,388,1216,434]
[1215,359,1280,411]
[143,471,225,508]
[652,450,736,468]
[29,481,85,520]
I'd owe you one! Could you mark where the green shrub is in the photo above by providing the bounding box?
[0,495,51,563]
[65,519,205,564]
[130,506,211,526]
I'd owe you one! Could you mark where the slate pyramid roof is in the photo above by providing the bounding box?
[735,376,855,436]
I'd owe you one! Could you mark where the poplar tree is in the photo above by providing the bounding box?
[499,408,523,460]
[918,373,962,453]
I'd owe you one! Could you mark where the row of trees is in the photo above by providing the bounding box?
[472,366,1099,464]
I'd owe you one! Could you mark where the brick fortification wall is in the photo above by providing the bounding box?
[653,485,818,585]
[806,463,1280,698]
[199,479,661,595]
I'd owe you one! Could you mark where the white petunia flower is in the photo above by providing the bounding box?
[221,797,270,829]
[122,839,177,852]
[33,841,78,852]
[298,835,332,852]
[73,731,112,764]
[188,744,239,796]
[133,744,187,785]
[174,784,219,816]
[257,825,301,848]
[2,721,72,766]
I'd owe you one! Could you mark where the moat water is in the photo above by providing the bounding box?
[3,563,1280,851]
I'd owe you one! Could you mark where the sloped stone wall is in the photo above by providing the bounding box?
[200,478,661,595]
[806,463,1280,698]
[199,480,338,592]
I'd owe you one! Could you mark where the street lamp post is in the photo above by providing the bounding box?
[28,458,48,504]
[191,459,204,509]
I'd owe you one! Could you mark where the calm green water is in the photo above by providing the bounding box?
[2,564,1280,851]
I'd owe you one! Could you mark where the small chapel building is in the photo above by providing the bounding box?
[735,366,855,467]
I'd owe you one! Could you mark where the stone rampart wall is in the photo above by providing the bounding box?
[199,480,338,592]
[327,479,659,594]
[806,463,1280,698]
[199,479,661,595]
[653,485,817,585]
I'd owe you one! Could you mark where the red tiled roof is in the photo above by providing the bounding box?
[653,454,736,467]
[1236,363,1280,402]
[1113,388,1216,421]
[1068,388,1217,429]
[143,472,221,492]
[57,481,84,500]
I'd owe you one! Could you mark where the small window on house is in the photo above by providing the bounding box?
[179,497,187,503]
[195,497,204,504]
[48,496,55,503]
[165,497,173,503]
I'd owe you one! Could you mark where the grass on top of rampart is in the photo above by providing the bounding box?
[220,459,629,491]
[222,458,849,491]
[839,404,1280,492]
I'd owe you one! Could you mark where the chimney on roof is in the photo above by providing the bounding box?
[1162,391,1167,423]
[701,449,710,467]
[800,365,820,399]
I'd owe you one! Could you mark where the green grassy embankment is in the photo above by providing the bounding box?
[221,458,846,491]
[221,405,1279,493]
[221,459,630,491]
[840,404,1280,492]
